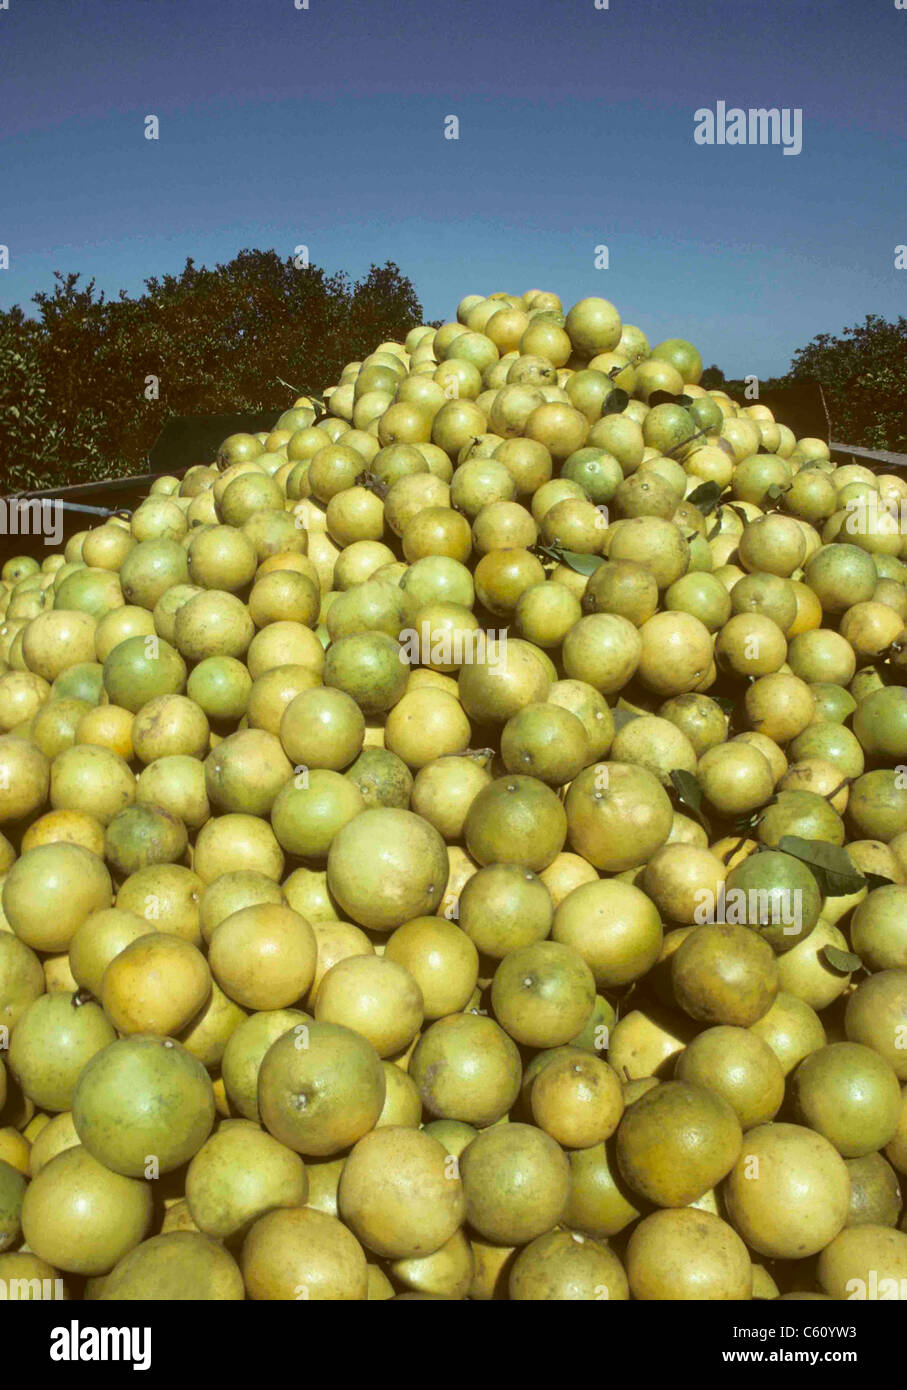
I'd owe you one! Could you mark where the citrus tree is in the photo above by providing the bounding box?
[1,253,424,492]
[787,314,907,454]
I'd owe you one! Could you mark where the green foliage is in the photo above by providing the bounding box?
[1,253,424,493]
[787,314,907,453]
[692,319,907,456]
[0,304,108,492]
[700,364,725,390]
[708,316,907,454]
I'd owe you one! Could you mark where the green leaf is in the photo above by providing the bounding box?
[687,481,723,515]
[558,551,605,576]
[670,769,711,835]
[734,797,776,833]
[612,708,643,733]
[822,946,863,974]
[710,695,736,715]
[864,872,896,893]
[670,769,702,811]
[601,388,629,416]
[778,836,865,897]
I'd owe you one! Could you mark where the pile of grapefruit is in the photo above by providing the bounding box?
[1,289,906,1301]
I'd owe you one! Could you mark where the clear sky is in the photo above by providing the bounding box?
[1,0,904,377]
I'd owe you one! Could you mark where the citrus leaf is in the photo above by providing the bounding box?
[612,708,643,733]
[530,543,569,570]
[778,836,865,897]
[558,551,605,576]
[864,872,896,892]
[670,769,702,812]
[675,395,694,408]
[687,481,723,515]
[822,946,863,974]
[733,795,776,834]
[670,769,711,835]
[601,388,629,416]
[710,695,736,715]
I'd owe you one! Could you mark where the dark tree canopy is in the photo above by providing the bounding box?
[786,314,907,454]
[700,364,726,390]
[1,252,424,492]
[688,317,906,455]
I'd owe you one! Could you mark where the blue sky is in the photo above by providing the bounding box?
[1,0,904,376]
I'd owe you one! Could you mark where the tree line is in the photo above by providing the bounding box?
[1,249,904,496]
[0,252,424,494]
[701,314,907,456]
